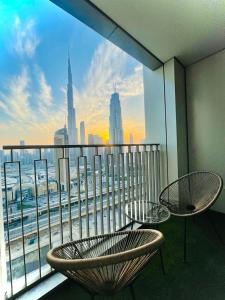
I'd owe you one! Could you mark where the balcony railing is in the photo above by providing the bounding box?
[0,143,161,299]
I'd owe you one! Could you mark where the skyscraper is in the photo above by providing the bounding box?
[80,121,86,144]
[19,140,27,164]
[109,92,124,144]
[67,55,78,145]
[129,133,134,144]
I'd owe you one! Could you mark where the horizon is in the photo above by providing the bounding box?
[0,0,145,146]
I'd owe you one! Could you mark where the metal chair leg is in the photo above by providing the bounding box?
[130,284,136,300]
[184,217,188,263]
[159,248,166,275]
[131,222,134,230]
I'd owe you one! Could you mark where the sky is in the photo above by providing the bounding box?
[0,0,145,145]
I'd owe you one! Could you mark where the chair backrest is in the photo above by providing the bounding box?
[47,229,164,270]
[159,171,223,216]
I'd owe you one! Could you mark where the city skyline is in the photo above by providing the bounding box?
[0,0,145,146]
[63,57,125,146]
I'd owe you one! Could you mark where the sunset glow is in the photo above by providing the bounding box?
[0,0,145,146]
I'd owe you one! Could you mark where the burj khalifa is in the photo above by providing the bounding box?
[67,55,78,145]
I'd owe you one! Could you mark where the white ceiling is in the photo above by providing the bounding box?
[90,0,225,66]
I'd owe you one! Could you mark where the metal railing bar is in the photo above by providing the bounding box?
[92,154,97,236]
[58,155,64,244]
[106,154,112,233]
[145,148,150,203]
[149,146,154,203]
[126,150,130,205]
[130,151,135,203]
[77,156,82,239]
[43,159,52,249]
[18,160,28,287]
[34,159,42,279]
[64,158,72,241]
[111,154,116,232]
[3,162,14,296]
[120,152,126,227]
[153,146,157,203]
[97,153,104,235]
[116,151,121,229]
[138,147,142,212]
[156,145,161,201]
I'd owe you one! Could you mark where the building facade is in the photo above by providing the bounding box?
[80,121,86,144]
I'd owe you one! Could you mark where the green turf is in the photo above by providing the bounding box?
[44,211,225,300]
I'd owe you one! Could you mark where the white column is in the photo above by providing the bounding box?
[143,65,168,188]
[164,58,188,182]
[144,58,188,187]
[0,146,7,299]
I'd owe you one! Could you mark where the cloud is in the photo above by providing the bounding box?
[75,41,144,140]
[37,70,53,117]
[0,66,66,144]
[12,16,40,58]
[0,40,144,145]
[0,67,32,123]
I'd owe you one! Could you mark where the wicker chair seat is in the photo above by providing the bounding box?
[47,230,163,295]
[159,171,223,216]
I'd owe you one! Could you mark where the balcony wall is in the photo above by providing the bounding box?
[186,49,225,213]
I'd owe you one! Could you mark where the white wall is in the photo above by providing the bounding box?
[143,65,168,188]
[164,60,178,183]
[186,49,225,212]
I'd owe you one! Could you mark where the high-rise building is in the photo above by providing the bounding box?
[54,126,69,191]
[0,150,3,163]
[129,133,134,144]
[19,140,25,157]
[19,140,27,164]
[67,55,78,145]
[88,134,94,145]
[109,92,123,144]
[88,134,103,145]
[88,134,95,165]
[80,121,86,144]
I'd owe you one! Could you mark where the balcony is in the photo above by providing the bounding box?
[1,143,224,300]
[1,143,161,298]
[0,0,225,299]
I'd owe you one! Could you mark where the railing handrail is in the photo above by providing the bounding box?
[3,143,160,150]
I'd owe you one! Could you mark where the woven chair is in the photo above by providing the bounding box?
[47,229,164,299]
[159,171,223,261]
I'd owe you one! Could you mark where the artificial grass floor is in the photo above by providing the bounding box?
[45,210,225,300]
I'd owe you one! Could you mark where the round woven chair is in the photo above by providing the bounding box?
[159,171,223,261]
[47,229,164,298]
